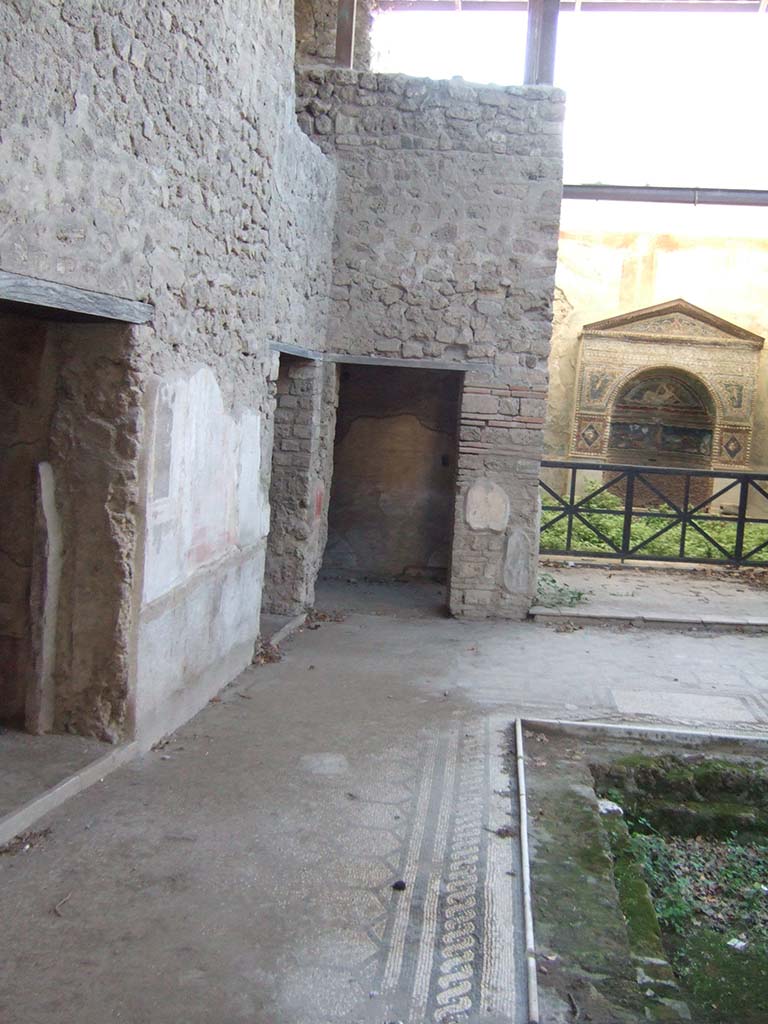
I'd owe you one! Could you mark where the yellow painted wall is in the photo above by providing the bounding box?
[548,200,768,472]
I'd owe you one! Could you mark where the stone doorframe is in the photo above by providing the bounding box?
[263,354,339,616]
[0,273,151,741]
[262,349,549,621]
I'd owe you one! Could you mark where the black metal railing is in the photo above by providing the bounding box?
[539,459,768,566]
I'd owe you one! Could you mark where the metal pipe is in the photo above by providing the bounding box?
[524,0,560,84]
[562,184,768,207]
[335,0,358,68]
[515,718,539,1024]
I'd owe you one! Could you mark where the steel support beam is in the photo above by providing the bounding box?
[379,2,765,11]
[524,0,560,85]
[335,0,358,68]
[562,184,768,207]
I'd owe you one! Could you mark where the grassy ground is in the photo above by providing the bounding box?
[541,492,768,562]
[596,754,768,1023]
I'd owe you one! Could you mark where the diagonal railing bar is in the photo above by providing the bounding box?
[570,507,623,553]
[628,510,704,556]
[539,478,569,507]
[741,532,768,562]
[541,470,629,515]
[539,482,571,531]
[686,478,740,518]
[540,508,570,532]
[625,513,683,556]
[568,471,628,514]
[633,472,684,516]
[687,519,734,560]
[750,479,768,505]
[540,472,628,538]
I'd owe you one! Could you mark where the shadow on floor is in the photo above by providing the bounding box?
[315,573,449,619]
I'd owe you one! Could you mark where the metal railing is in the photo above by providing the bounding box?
[539,459,768,566]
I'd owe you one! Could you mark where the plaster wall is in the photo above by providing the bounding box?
[548,201,768,474]
[0,1,336,741]
[135,368,270,738]
[297,69,564,616]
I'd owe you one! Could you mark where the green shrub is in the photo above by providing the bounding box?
[540,490,768,562]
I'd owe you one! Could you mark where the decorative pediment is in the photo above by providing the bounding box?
[572,299,762,468]
[583,299,764,349]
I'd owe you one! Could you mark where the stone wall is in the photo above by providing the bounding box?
[1,3,567,738]
[324,364,460,579]
[0,1,336,742]
[298,71,563,369]
[49,322,143,741]
[295,0,374,70]
[297,69,564,616]
[264,356,339,615]
[452,375,548,616]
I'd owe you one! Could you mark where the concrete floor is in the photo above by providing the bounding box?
[534,560,768,627]
[2,591,768,1023]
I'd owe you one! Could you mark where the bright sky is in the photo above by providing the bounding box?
[372,11,768,189]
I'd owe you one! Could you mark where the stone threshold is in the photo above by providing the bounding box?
[259,611,307,648]
[529,605,768,633]
[0,741,139,848]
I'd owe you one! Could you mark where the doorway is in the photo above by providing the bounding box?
[320,363,461,614]
[0,313,138,742]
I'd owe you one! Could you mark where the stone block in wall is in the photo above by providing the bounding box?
[465,479,511,533]
[462,393,500,416]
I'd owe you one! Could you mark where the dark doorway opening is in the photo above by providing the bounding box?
[1,315,58,732]
[319,363,461,615]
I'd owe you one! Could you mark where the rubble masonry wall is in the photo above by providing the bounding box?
[297,69,564,616]
[0,1,336,741]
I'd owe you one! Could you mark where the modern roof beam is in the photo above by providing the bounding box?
[524,0,559,82]
[378,1,767,11]
[563,184,768,206]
